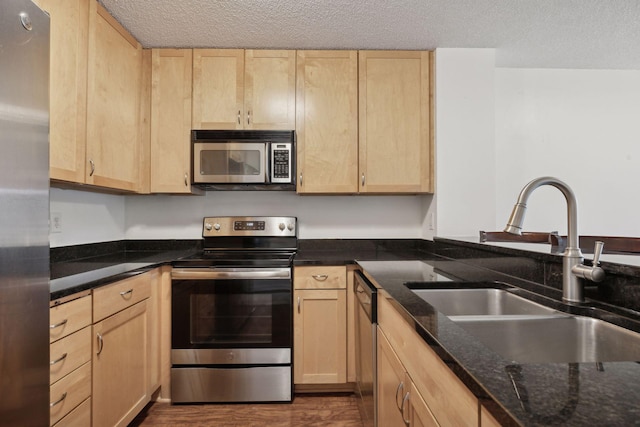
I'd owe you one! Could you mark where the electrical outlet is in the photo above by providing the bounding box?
[51,212,62,233]
[428,212,435,230]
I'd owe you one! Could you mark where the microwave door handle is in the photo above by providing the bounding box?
[265,143,271,183]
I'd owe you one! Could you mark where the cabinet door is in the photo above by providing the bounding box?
[92,301,149,427]
[33,0,89,184]
[407,377,439,427]
[294,289,347,384]
[150,49,194,193]
[377,328,408,427]
[86,1,142,192]
[296,51,358,193]
[359,51,432,193]
[192,49,244,129]
[245,50,296,130]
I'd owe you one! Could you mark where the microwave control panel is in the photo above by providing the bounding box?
[271,143,292,183]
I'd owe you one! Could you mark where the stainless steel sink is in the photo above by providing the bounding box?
[409,288,561,317]
[454,316,640,363]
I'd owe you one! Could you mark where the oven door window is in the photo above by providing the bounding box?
[172,278,291,349]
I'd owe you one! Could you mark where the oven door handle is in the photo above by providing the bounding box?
[171,268,291,280]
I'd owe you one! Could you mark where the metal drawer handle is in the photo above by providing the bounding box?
[297,296,301,313]
[184,173,188,187]
[119,289,133,298]
[247,110,251,125]
[50,392,67,408]
[50,352,68,366]
[395,381,405,411]
[237,110,241,125]
[89,159,95,177]
[96,333,104,355]
[312,274,328,281]
[49,319,68,330]
[362,173,365,187]
[299,173,303,186]
[402,392,411,426]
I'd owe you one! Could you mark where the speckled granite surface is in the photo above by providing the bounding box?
[50,240,200,300]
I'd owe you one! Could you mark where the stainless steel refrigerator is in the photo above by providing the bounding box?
[0,1,50,426]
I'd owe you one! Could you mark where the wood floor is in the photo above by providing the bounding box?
[129,394,364,427]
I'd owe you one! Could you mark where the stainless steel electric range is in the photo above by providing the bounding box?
[170,216,297,403]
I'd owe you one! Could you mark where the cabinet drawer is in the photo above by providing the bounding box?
[50,295,92,343]
[93,272,151,322]
[294,266,346,289]
[50,362,91,426]
[50,327,92,385]
[53,397,91,427]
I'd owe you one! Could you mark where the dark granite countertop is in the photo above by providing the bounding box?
[359,255,640,426]
[49,240,201,300]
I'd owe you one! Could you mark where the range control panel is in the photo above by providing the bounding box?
[203,216,297,237]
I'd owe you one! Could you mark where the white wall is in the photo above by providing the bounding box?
[495,68,640,236]
[49,188,125,247]
[434,49,498,237]
[124,192,432,240]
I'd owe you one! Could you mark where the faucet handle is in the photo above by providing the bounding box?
[592,241,604,266]
[572,240,606,283]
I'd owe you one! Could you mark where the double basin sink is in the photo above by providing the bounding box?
[407,283,640,363]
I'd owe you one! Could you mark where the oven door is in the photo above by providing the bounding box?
[194,142,267,184]
[171,268,292,365]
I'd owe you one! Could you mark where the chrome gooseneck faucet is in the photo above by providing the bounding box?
[504,177,605,303]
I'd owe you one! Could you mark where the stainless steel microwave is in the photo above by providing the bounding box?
[192,130,295,190]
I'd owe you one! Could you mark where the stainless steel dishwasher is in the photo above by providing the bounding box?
[354,271,377,427]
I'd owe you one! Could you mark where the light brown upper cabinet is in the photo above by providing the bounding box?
[296,51,359,194]
[192,49,296,130]
[150,49,199,194]
[33,0,89,184]
[359,51,433,193]
[85,1,144,192]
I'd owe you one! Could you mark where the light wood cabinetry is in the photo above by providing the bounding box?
[49,294,92,426]
[293,266,347,385]
[377,328,438,427]
[359,51,433,193]
[480,405,502,427]
[296,50,433,195]
[193,49,296,130]
[32,0,89,183]
[378,295,479,426]
[296,50,359,193]
[50,362,92,426]
[53,397,91,427]
[150,49,198,193]
[85,0,144,192]
[377,327,410,426]
[91,270,157,427]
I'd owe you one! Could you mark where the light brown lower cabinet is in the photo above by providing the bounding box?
[53,397,91,427]
[92,300,149,427]
[377,328,438,427]
[377,295,479,426]
[293,266,348,386]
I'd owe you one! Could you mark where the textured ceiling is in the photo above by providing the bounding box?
[99,0,640,69]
